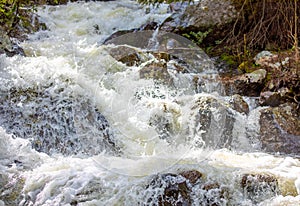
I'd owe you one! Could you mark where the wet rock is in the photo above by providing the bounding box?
[145,171,226,206]
[259,102,300,155]
[221,69,267,96]
[104,30,213,74]
[179,170,203,184]
[190,96,235,149]
[70,180,103,205]
[0,30,25,57]
[229,94,249,114]
[0,173,25,205]
[241,174,279,204]
[160,0,236,33]
[103,22,159,45]
[140,62,173,85]
[146,173,190,206]
[139,21,159,31]
[106,45,147,66]
[0,83,119,156]
[149,113,175,141]
[151,51,170,62]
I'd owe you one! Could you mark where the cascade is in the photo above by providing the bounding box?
[0,1,299,205]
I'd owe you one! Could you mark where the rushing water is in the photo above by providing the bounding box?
[0,1,300,205]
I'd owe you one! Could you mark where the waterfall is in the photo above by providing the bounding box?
[0,1,299,205]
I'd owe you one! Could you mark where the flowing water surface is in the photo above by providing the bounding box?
[0,1,300,205]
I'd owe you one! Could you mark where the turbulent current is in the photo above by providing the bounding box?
[0,1,300,205]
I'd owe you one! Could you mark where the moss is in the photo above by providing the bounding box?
[220,53,236,66]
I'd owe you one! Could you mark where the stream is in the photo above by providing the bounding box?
[0,0,300,205]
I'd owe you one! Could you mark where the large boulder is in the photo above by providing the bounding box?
[160,0,236,34]
[0,82,119,156]
[259,102,300,156]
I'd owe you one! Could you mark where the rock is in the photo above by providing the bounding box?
[179,170,203,184]
[229,94,249,114]
[151,51,170,62]
[254,51,274,64]
[259,87,291,107]
[241,174,279,204]
[221,69,267,96]
[70,180,103,205]
[105,30,213,74]
[106,45,146,67]
[259,102,300,155]
[140,62,173,85]
[0,30,25,57]
[254,50,290,70]
[0,174,25,205]
[190,96,235,149]
[145,170,226,206]
[160,0,236,33]
[149,112,176,141]
[103,22,159,45]
[146,173,190,206]
[0,83,119,156]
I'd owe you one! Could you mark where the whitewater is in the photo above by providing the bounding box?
[0,1,299,205]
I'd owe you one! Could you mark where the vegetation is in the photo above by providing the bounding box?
[0,0,36,36]
[0,0,65,38]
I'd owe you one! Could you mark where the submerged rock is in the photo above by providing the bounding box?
[0,83,119,156]
[144,170,226,206]
[259,102,300,156]
[140,62,173,85]
[241,173,280,204]
[0,173,25,206]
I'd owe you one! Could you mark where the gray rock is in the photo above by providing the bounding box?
[190,96,235,149]
[160,0,236,33]
[259,103,300,156]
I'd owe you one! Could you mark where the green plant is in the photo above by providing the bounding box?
[182,29,212,45]
[0,0,39,35]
